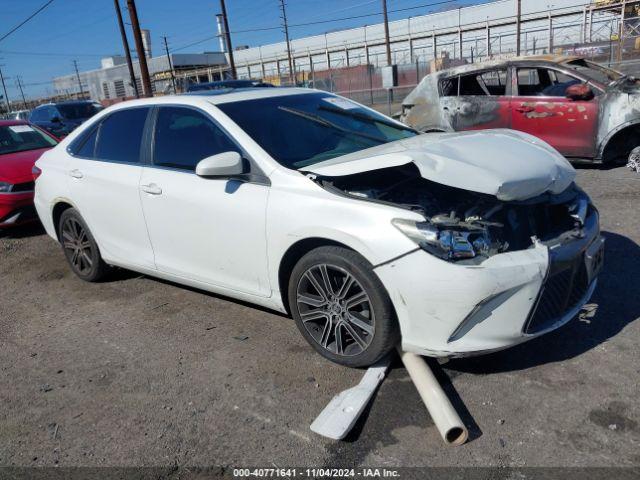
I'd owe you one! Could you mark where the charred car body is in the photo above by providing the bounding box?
[400,55,640,164]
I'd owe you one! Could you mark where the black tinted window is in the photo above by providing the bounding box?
[57,102,102,119]
[30,108,46,122]
[95,108,149,163]
[0,125,57,155]
[153,106,239,171]
[76,126,99,157]
[217,93,415,169]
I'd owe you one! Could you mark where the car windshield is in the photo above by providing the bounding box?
[57,103,102,120]
[565,59,623,86]
[216,92,417,169]
[0,124,57,155]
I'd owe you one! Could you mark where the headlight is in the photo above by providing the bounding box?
[392,218,493,261]
[0,182,12,193]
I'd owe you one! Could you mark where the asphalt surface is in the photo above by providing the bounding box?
[0,166,639,472]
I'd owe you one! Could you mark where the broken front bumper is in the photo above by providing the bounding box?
[375,210,602,357]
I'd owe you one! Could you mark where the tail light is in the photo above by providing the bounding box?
[32,165,42,181]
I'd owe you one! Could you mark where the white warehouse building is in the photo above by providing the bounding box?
[231,0,620,79]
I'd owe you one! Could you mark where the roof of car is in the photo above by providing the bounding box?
[101,87,319,112]
[434,55,583,76]
[188,86,310,103]
[34,99,98,108]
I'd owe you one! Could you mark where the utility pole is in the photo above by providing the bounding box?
[15,76,27,110]
[219,0,236,79]
[278,0,295,85]
[126,0,153,97]
[382,0,392,66]
[113,0,139,98]
[72,60,84,99]
[0,66,10,113]
[515,0,522,56]
[162,36,177,93]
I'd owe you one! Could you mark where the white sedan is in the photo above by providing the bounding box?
[33,88,604,367]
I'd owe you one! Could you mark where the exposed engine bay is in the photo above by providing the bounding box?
[313,164,591,262]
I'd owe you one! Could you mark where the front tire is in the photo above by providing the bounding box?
[288,246,399,367]
[58,208,110,282]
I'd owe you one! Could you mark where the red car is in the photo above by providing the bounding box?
[400,55,640,164]
[0,120,58,228]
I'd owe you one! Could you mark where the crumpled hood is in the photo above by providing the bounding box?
[305,129,576,201]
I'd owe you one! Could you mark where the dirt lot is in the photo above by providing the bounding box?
[1,166,639,474]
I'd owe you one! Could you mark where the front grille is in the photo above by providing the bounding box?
[524,256,590,335]
[11,181,35,193]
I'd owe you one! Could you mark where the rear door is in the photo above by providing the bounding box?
[66,107,155,268]
[510,66,599,158]
[439,67,511,131]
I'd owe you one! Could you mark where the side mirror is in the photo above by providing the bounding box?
[195,151,244,178]
[51,116,62,123]
[566,84,594,101]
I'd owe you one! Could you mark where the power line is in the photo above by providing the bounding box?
[0,50,112,58]
[170,0,462,53]
[0,0,56,44]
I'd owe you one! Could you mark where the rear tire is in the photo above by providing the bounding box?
[288,246,399,368]
[58,208,110,282]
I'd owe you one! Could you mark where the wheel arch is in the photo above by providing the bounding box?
[51,200,75,240]
[277,237,353,315]
[598,121,640,164]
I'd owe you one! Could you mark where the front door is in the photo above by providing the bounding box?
[510,67,599,158]
[139,105,271,296]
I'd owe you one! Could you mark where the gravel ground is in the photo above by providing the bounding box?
[0,165,639,473]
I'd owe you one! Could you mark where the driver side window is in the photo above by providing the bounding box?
[516,67,582,97]
[152,106,241,171]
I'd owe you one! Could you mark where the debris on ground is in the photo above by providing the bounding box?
[627,146,640,173]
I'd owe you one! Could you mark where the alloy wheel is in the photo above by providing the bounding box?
[296,264,375,357]
[61,217,94,275]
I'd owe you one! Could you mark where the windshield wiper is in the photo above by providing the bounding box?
[318,103,417,133]
[278,106,386,144]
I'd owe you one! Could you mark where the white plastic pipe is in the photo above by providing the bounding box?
[398,348,468,446]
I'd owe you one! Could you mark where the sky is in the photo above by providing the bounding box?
[0,0,487,100]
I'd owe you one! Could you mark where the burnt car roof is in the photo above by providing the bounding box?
[436,55,584,76]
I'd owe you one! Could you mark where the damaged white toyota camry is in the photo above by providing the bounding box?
[34,88,604,367]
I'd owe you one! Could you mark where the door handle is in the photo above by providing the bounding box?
[69,169,83,179]
[141,183,162,195]
[515,106,535,113]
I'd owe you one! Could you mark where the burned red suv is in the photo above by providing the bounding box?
[400,55,639,165]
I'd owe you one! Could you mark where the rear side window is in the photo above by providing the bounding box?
[441,69,507,96]
[94,107,149,163]
[75,126,99,158]
[152,106,240,171]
